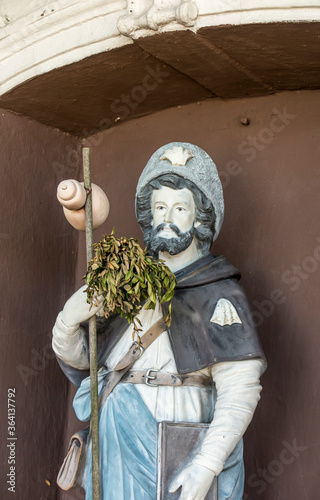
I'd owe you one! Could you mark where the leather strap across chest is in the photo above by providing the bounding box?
[113,317,166,371]
[98,317,166,410]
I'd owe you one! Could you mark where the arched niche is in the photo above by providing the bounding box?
[0,0,319,135]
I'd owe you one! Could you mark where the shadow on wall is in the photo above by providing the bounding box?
[38,90,320,500]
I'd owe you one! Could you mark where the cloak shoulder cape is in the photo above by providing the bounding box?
[58,254,266,386]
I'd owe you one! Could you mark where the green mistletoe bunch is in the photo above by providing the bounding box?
[84,230,176,342]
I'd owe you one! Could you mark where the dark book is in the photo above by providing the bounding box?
[157,421,218,500]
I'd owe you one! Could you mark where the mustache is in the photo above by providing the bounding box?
[155,223,182,236]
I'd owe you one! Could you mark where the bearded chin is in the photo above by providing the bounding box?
[146,227,195,258]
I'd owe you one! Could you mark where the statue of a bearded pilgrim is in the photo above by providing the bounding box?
[52,142,266,500]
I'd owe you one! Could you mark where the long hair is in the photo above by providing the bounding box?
[136,174,216,254]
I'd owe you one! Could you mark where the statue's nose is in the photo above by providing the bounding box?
[164,207,173,223]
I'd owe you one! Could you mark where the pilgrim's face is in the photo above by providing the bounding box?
[152,186,196,237]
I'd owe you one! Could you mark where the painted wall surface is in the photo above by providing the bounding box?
[63,90,320,499]
[1,89,318,499]
[0,109,81,500]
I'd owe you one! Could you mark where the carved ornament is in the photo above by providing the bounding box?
[117,0,198,37]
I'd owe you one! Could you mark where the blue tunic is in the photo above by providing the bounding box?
[73,371,244,500]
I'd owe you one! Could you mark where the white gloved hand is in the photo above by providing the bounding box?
[52,285,104,369]
[61,284,103,328]
[169,463,216,500]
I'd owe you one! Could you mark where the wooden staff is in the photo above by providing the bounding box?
[83,147,100,500]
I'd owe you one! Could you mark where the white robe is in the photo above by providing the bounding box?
[53,300,264,476]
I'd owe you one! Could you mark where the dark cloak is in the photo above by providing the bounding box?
[58,254,265,387]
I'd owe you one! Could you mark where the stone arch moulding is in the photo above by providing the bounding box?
[0,0,130,96]
[1,0,320,97]
[0,0,319,136]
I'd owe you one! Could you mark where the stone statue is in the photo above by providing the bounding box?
[53,142,266,500]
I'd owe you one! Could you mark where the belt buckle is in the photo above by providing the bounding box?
[132,341,145,357]
[145,368,159,387]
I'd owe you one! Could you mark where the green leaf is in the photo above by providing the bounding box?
[84,229,176,328]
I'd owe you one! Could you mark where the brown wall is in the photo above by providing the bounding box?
[1,88,319,500]
[0,110,81,500]
[67,90,319,499]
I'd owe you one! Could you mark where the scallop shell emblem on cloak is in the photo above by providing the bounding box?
[160,146,194,166]
[210,298,242,326]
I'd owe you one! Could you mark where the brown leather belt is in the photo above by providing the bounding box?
[121,369,211,388]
